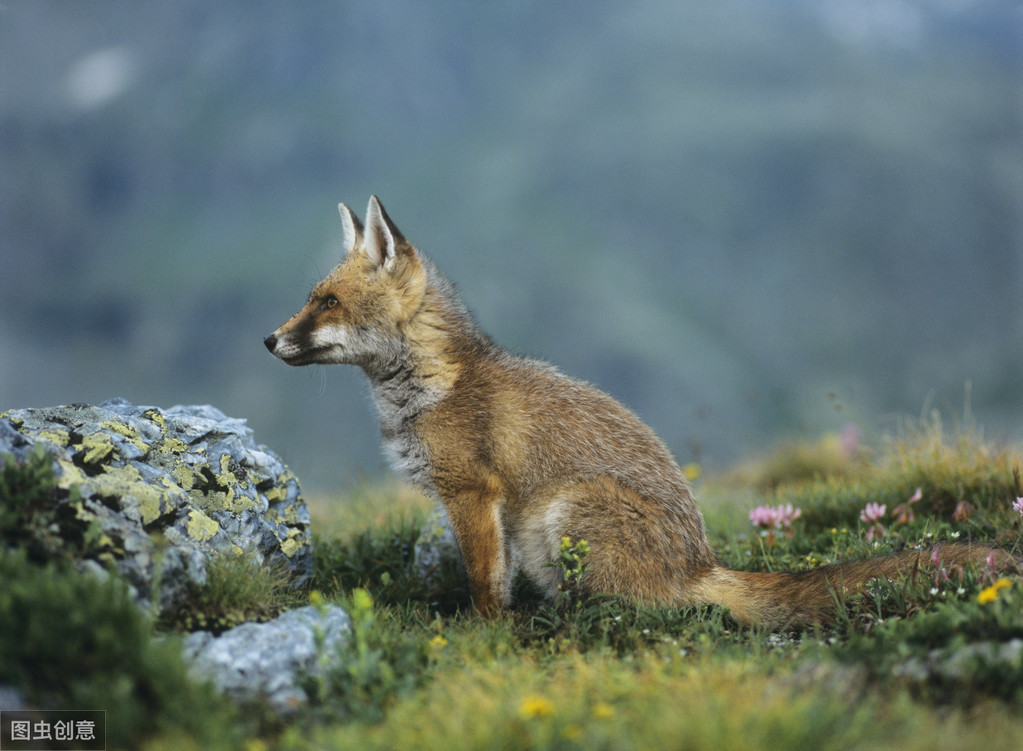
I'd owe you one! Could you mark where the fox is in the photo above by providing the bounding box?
[265,196,1018,628]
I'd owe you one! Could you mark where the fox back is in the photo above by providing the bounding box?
[266,197,1018,625]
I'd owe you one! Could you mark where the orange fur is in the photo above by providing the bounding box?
[266,197,1019,628]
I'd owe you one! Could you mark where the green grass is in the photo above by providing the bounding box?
[3,413,1023,749]
[159,552,305,634]
[0,549,243,750]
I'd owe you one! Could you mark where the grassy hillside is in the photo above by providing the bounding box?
[4,412,1022,749]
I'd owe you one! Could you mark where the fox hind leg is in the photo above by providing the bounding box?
[519,476,711,606]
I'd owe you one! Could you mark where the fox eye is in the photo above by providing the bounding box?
[322,295,339,310]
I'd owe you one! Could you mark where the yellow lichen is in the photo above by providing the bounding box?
[216,454,240,488]
[32,428,71,448]
[186,509,220,542]
[100,420,148,451]
[172,464,199,491]
[159,436,189,453]
[55,461,90,490]
[262,485,287,504]
[80,432,116,464]
[280,532,305,558]
[88,465,170,525]
[200,489,236,512]
[143,409,165,428]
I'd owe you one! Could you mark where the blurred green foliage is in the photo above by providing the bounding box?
[2,2,1021,492]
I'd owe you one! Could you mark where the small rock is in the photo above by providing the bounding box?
[412,506,465,594]
[183,605,351,712]
[893,638,1023,683]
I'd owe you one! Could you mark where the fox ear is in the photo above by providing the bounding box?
[364,195,411,271]
[338,203,364,256]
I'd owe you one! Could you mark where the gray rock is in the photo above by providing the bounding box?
[892,638,1023,683]
[183,605,351,711]
[412,506,465,593]
[0,685,28,711]
[0,399,310,613]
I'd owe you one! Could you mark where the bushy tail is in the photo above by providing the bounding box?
[692,544,1019,629]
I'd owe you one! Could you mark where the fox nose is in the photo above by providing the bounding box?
[263,334,278,352]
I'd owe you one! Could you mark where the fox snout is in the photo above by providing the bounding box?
[264,330,303,364]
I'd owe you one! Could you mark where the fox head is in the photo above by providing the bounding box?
[264,196,429,372]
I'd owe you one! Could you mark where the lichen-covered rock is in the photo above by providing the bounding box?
[891,638,1023,684]
[413,506,468,597]
[413,507,458,582]
[182,605,351,712]
[0,399,310,612]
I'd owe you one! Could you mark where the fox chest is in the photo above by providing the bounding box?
[379,422,435,492]
[370,375,441,496]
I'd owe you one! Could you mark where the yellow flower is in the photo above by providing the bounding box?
[977,578,1012,604]
[682,462,702,481]
[518,695,554,719]
[561,724,584,741]
[351,587,374,611]
[592,701,615,719]
[429,635,448,649]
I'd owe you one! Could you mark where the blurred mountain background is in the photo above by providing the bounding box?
[2,1,1021,493]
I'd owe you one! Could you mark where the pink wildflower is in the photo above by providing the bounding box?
[749,506,778,529]
[776,503,802,528]
[1013,497,1023,516]
[749,504,802,530]
[749,503,803,545]
[931,546,951,584]
[860,502,886,541]
[893,487,922,525]
[860,503,886,524]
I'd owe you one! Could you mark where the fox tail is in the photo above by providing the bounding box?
[692,544,1019,628]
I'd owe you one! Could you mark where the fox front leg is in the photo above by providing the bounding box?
[442,487,512,616]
